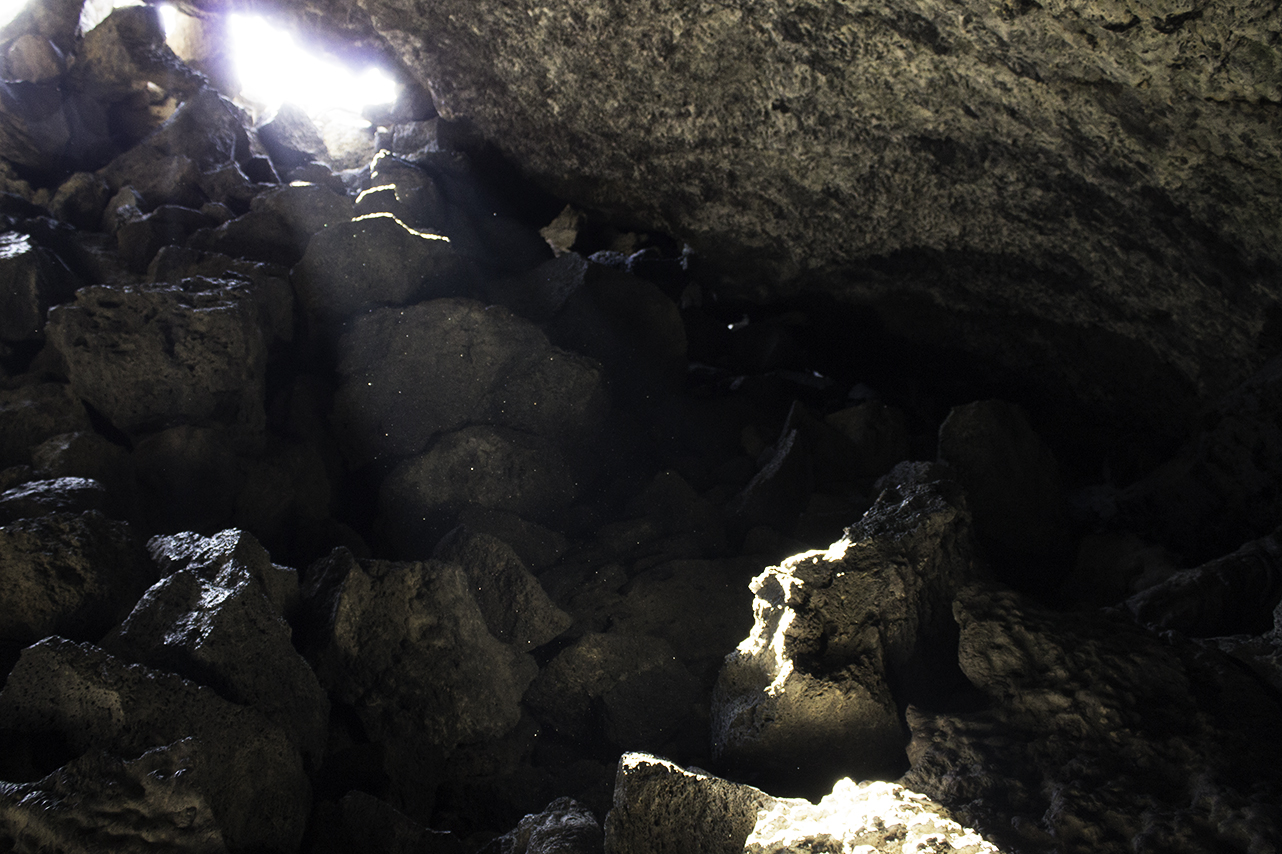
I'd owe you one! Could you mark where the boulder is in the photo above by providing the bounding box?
[48,172,111,231]
[187,182,352,265]
[0,740,227,854]
[602,753,772,854]
[46,280,269,437]
[0,476,108,523]
[363,151,448,230]
[291,212,470,327]
[30,431,136,499]
[302,547,538,750]
[146,246,294,343]
[713,462,977,794]
[257,102,328,173]
[937,399,1071,591]
[0,81,113,174]
[525,632,701,754]
[744,779,999,854]
[116,204,217,272]
[377,425,578,549]
[0,511,152,645]
[0,383,91,469]
[0,231,78,342]
[433,527,571,650]
[67,6,203,106]
[2,33,65,84]
[332,298,607,465]
[0,637,310,852]
[455,507,568,571]
[902,584,1282,854]
[480,797,602,854]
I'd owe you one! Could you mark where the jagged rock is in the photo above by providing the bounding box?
[292,212,470,327]
[1124,527,1282,638]
[825,401,912,479]
[0,383,91,469]
[146,246,294,343]
[481,797,602,854]
[1209,596,1282,696]
[938,399,1071,591]
[0,637,310,852]
[302,547,538,750]
[0,740,228,854]
[0,511,152,645]
[713,462,976,794]
[0,81,113,173]
[3,33,65,83]
[902,583,1282,853]
[602,753,772,854]
[0,231,78,342]
[257,103,328,173]
[48,172,110,231]
[148,528,301,620]
[377,425,579,549]
[433,527,571,650]
[332,298,608,464]
[456,507,568,571]
[104,559,328,768]
[116,204,217,271]
[46,279,269,436]
[363,151,448,229]
[67,6,203,105]
[102,88,251,210]
[725,428,814,535]
[525,632,701,754]
[100,184,142,232]
[187,181,352,264]
[0,476,108,522]
[30,432,136,500]
[744,779,1000,854]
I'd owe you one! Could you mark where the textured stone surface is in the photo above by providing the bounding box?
[602,753,772,854]
[902,584,1282,854]
[0,231,77,342]
[333,298,607,465]
[0,638,310,852]
[223,0,1282,437]
[0,476,108,523]
[0,511,152,644]
[0,740,228,854]
[0,384,92,470]
[481,797,603,854]
[714,461,976,792]
[302,547,537,750]
[433,527,571,650]
[46,280,268,436]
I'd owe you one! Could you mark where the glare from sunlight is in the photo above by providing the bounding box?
[228,14,398,118]
[0,0,28,29]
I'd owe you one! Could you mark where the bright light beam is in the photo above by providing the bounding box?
[228,14,398,117]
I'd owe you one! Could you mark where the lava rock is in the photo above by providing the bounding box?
[291,212,471,327]
[433,527,571,650]
[480,797,602,854]
[602,753,772,854]
[302,547,538,750]
[363,152,448,229]
[377,425,579,550]
[902,583,1282,854]
[0,511,152,645]
[30,431,136,500]
[937,399,1071,591]
[0,739,227,854]
[744,779,998,854]
[146,246,294,343]
[257,103,328,173]
[332,298,607,465]
[0,231,78,342]
[713,461,977,795]
[0,476,108,522]
[67,6,202,106]
[46,280,269,437]
[0,383,91,469]
[116,204,216,272]
[188,182,353,265]
[48,172,110,231]
[455,507,568,571]
[0,637,310,852]
[148,528,301,620]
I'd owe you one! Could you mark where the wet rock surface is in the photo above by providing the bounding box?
[2,13,1281,853]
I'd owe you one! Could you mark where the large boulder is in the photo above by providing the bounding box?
[46,279,269,437]
[0,638,310,852]
[712,462,977,793]
[0,231,78,343]
[332,298,607,465]
[0,511,152,645]
[0,384,92,469]
[301,547,538,751]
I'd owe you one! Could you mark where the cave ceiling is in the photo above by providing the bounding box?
[177,0,1282,429]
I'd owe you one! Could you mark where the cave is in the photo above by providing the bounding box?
[1,0,1280,852]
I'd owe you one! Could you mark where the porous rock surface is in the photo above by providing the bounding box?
[246,0,1280,432]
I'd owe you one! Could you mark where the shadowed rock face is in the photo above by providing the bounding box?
[197,0,1281,428]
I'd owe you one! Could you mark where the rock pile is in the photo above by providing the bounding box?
[1,5,1281,853]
